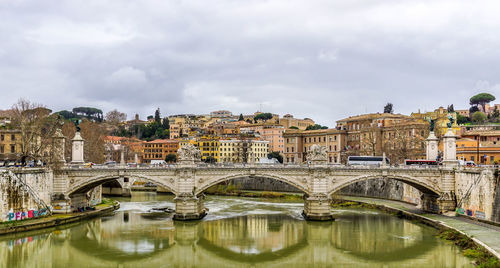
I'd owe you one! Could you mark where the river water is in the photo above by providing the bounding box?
[1,192,473,267]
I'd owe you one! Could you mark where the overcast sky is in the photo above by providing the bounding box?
[1,0,499,126]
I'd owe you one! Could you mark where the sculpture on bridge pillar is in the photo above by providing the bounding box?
[177,143,202,166]
[71,132,85,165]
[307,144,328,165]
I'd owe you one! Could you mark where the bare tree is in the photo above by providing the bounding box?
[9,99,61,165]
[105,109,127,125]
[383,124,425,164]
[61,121,76,162]
[360,127,379,156]
[79,119,107,163]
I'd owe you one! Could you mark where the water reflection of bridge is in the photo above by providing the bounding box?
[0,211,472,267]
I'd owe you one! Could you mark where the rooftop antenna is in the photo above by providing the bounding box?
[259,103,262,112]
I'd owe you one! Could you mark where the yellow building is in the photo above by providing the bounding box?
[219,139,269,163]
[411,107,460,136]
[197,136,220,162]
[0,129,22,164]
[279,114,315,130]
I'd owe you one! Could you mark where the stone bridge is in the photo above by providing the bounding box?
[48,131,489,221]
[51,163,459,221]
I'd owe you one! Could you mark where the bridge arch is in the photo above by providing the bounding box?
[67,174,177,196]
[195,173,309,196]
[328,174,442,197]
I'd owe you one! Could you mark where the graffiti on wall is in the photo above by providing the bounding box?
[456,207,486,220]
[6,208,48,221]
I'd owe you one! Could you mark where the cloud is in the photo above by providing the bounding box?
[1,0,500,124]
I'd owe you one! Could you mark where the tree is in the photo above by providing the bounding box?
[289,126,299,129]
[268,151,283,163]
[147,115,153,120]
[492,107,500,119]
[56,110,76,120]
[457,114,470,125]
[165,153,177,163]
[61,121,76,162]
[447,104,454,112]
[254,113,273,122]
[72,107,103,122]
[105,109,127,125]
[79,119,107,163]
[10,99,61,165]
[162,117,170,129]
[469,106,479,115]
[471,111,487,123]
[384,103,394,114]
[306,124,328,130]
[238,113,244,121]
[470,93,496,112]
[154,108,161,124]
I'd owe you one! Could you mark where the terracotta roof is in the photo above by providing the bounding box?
[336,113,409,123]
[463,130,500,136]
[145,139,178,143]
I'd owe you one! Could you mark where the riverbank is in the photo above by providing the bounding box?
[206,189,303,200]
[334,196,500,267]
[0,199,120,236]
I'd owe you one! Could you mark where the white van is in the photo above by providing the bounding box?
[150,160,167,166]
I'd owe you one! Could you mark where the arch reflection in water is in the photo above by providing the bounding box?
[0,195,474,267]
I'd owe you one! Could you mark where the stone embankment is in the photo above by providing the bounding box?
[0,201,120,236]
[336,195,500,265]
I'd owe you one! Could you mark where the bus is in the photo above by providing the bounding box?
[347,156,390,166]
[404,160,439,166]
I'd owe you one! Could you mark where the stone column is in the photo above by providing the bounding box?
[426,131,438,161]
[437,170,457,213]
[442,129,459,167]
[173,193,206,220]
[71,132,85,164]
[119,148,126,167]
[303,194,334,221]
[173,166,206,220]
[52,129,66,165]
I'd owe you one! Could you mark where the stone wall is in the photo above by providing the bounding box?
[0,169,53,222]
[231,177,301,192]
[337,178,422,205]
[455,169,497,221]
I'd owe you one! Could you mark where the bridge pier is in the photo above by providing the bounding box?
[173,194,207,221]
[303,194,334,221]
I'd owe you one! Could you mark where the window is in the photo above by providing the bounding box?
[313,137,316,142]
[304,146,307,152]
[0,145,3,153]
[291,147,294,152]
[0,134,3,141]
[11,134,15,141]
[10,145,15,153]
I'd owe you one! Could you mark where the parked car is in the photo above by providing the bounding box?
[465,161,476,167]
[104,161,117,167]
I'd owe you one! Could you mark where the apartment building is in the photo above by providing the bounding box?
[239,124,285,153]
[279,114,315,130]
[142,139,179,163]
[458,130,500,164]
[283,129,346,164]
[219,139,269,163]
[0,129,22,164]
